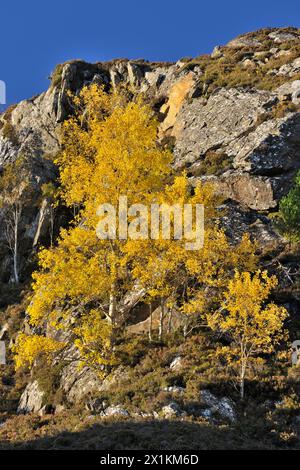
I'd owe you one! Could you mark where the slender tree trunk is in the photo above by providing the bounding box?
[183,319,188,339]
[33,198,48,248]
[13,207,20,284]
[49,206,55,247]
[240,374,245,400]
[240,355,247,400]
[148,303,153,342]
[108,283,117,347]
[167,308,173,334]
[159,300,165,341]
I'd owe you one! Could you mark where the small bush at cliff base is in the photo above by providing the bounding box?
[275,171,300,242]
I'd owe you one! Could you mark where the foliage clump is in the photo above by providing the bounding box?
[50,64,64,88]
[188,150,233,176]
[275,171,300,243]
[0,105,19,145]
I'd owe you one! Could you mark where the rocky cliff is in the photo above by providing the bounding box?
[1,27,300,416]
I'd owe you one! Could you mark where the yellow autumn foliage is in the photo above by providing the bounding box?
[14,84,261,372]
[13,333,64,369]
[207,270,288,398]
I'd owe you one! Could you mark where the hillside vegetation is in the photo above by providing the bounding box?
[1,27,300,450]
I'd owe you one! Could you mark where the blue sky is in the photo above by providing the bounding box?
[1,0,300,106]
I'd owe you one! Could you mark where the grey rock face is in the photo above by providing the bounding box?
[172,87,300,210]
[276,57,300,77]
[276,80,300,104]
[85,398,106,413]
[173,88,273,168]
[211,46,223,59]
[268,30,300,44]
[193,171,291,211]
[18,380,44,414]
[220,201,284,250]
[60,358,103,404]
[200,390,236,422]
[174,87,300,174]
[161,402,182,418]
[226,37,262,49]
[104,405,129,417]
[169,355,184,371]
[162,386,185,394]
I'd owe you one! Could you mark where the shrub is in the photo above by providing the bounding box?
[1,121,18,145]
[189,151,233,176]
[51,64,64,88]
[32,358,66,406]
[271,101,298,118]
[275,171,300,243]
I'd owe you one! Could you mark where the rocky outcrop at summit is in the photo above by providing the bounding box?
[173,87,300,209]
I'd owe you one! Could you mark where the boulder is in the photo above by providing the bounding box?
[211,46,223,59]
[54,404,66,414]
[161,402,182,418]
[60,359,103,404]
[18,380,44,414]
[269,30,300,43]
[200,408,213,419]
[162,386,185,394]
[200,390,236,422]
[104,405,129,417]
[226,37,262,48]
[169,356,184,371]
[38,404,54,416]
[85,398,107,414]
[194,171,290,211]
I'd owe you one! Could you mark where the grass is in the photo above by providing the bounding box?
[187,151,233,177]
[0,402,299,450]
[0,330,299,449]
[178,36,300,98]
[50,64,65,88]
[0,105,19,145]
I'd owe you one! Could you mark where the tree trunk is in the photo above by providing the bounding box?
[240,357,246,400]
[159,300,165,341]
[148,303,153,342]
[240,376,244,400]
[49,206,55,247]
[13,207,20,284]
[183,319,188,339]
[108,283,117,347]
[33,198,48,247]
[167,308,173,334]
